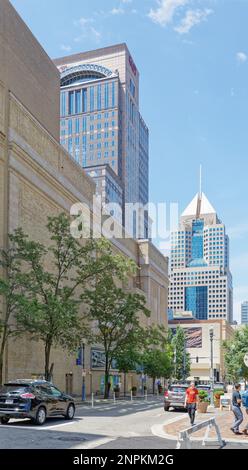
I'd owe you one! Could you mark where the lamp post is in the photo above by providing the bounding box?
[82,344,86,401]
[209,327,214,406]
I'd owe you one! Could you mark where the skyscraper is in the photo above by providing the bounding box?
[54,44,149,237]
[241,301,248,325]
[169,188,233,323]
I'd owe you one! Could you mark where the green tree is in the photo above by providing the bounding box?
[223,326,248,383]
[142,347,173,394]
[170,327,191,381]
[82,274,150,399]
[11,213,133,380]
[114,339,141,396]
[0,234,30,385]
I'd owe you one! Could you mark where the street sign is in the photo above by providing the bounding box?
[244,353,248,368]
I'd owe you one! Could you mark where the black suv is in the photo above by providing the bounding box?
[0,380,75,425]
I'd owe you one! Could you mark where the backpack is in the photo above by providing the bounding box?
[242,391,248,408]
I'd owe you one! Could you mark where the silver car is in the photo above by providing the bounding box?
[164,384,188,412]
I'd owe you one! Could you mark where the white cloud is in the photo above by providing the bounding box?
[236,51,247,63]
[74,17,101,44]
[60,44,72,53]
[110,7,125,15]
[148,0,188,27]
[76,17,94,27]
[122,0,133,3]
[174,8,213,34]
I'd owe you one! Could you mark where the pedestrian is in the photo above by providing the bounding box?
[231,383,243,435]
[242,388,248,436]
[184,381,199,426]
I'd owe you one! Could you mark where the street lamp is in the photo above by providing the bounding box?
[209,327,214,406]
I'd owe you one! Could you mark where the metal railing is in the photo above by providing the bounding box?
[177,417,225,449]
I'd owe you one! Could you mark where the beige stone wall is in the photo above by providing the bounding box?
[0,0,60,140]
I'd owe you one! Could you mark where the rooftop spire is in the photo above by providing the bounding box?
[199,164,202,198]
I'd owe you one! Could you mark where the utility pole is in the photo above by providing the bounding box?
[209,327,214,406]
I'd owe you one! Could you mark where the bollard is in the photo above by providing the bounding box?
[113,392,116,404]
[145,390,148,401]
[91,393,94,408]
[131,390,133,402]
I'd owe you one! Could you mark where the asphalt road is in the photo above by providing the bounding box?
[0,398,247,450]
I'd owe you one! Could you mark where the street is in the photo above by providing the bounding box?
[0,397,247,450]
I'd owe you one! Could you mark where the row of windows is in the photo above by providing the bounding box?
[61,82,116,116]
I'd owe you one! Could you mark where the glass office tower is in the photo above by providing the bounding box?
[54,44,149,237]
[169,191,233,322]
[241,301,248,325]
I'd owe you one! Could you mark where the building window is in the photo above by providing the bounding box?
[104,83,109,109]
[90,87,94,112]
[82,117,87,133]
[61,92,67,116]
[75,90,82,114]
[112,82,116,107]
[68,119,73,136]
[69,91,74,115]
[97,84,102,111]
[68,138,73,155]
[75,118,80,134]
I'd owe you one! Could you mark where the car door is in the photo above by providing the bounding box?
[35,384,57,416]
[49,386,67,415]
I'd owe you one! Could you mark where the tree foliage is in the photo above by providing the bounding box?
[169,326,191,381]
[82,274,150,398]
[223,326,248,382]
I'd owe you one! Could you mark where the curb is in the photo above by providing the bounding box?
[151,415,248,445]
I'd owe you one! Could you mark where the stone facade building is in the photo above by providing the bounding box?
[0,1,168,396]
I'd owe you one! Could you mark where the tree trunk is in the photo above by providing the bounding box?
[124,372,126,398]
[152,377,155,395]
[45,341,52,381]
[0,326,8,386]
[104,353,110,399]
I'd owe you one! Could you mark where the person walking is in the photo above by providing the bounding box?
[184,382,199,426]
[242,388,248,436]
[231,383,243,435]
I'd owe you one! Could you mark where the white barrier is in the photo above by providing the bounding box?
[177,417,224,449]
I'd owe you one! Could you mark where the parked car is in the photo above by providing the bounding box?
[214,382,227,393]
[0,380,75,425]
[164,384,188,412]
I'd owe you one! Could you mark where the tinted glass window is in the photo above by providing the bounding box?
[50,386,62,397]
[0,385,29,394]
[35,385,53,396]
[170,387,187,393]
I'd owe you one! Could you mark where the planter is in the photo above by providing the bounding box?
[198,401,209,413]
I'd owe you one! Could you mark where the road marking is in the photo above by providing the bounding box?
[72,437,116,449]
[0,421,74,431]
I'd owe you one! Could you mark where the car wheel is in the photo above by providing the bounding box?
[0,417,10,425]
[65,403,75,420]
[34,406,47,426]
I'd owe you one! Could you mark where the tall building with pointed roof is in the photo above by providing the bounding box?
[169,189,233,323]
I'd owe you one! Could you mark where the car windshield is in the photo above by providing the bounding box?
[0,385,30,394]
[170,387,186,393]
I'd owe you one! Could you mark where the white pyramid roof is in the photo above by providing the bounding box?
[181,192,216,218]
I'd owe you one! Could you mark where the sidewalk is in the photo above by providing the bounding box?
[163,408,248,444]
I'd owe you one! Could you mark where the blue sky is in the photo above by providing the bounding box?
[10,0,248,321]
